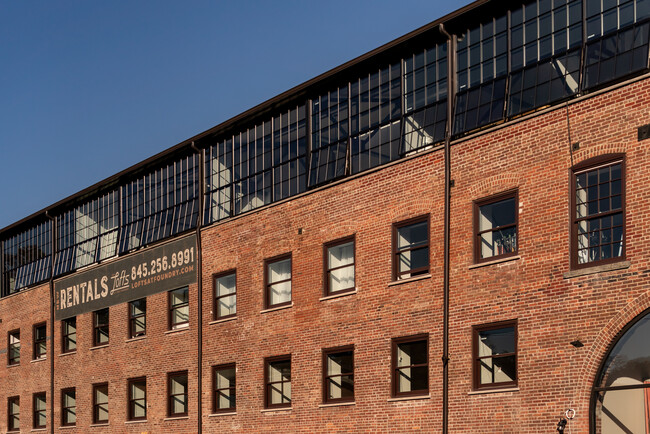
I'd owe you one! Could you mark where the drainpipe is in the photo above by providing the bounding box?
[45,212,56,434]
[438,23,454,434]
[190,143,204,433]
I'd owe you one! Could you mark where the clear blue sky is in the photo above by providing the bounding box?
[0,0,465,230]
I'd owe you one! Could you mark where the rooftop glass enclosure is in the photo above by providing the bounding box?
[2,0,649,296]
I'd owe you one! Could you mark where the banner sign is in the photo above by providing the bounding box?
[54,235,197,320]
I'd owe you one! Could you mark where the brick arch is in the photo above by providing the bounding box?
[573,291,650,411]
[570,144,627,167]
[468,173,522,201]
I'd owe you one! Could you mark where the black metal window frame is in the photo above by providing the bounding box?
[1,220,51,296]
[62,316,77,354]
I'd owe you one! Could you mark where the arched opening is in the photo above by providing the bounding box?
[592,309,650,433]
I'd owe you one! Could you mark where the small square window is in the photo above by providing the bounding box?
[93,383,108,424]
[323,346,354,403]
[128,378,147,421]
[474,191,518,262]
[62,317,76,353]
[213,364,236,413]
[392,335,429,397]
[8,330,20,365]
[473,321,517,390]
[214,271,236,320]
[129,299,146,338]
[8,396,19,432]
[265,355,291,408]
[572,156,625,268]
[265,255,292,308]
[93,309,109,346]
[61,388,76,427]
[33,392,46,429]
[33,323,47,360]
[324,237,355,295]
[168,371,188,417]
[169,288,189,329]
[393,217,429,280]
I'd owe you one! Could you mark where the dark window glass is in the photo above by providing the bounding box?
[402,101,447,154]
[214,272,236,320]
[392,336,429,397]
[265,356,291,408]
[475,192,518,262]
[33,393,46,429]
[325,238,355,295]
[129,299,146,338]
[2,220,51,295]
[61,388,76,426]
[213,364,236,413]
[8,396,19,432]
[128,378,146,421]
[572,157,625,268]
[453,77,506,135]
[168,372,188,417]
[8,330,20,365]
[323,347,354,403]
[33,323,46,359]
[474,322,517,389]
[169,287,189,329]
[393,217,430,280]
[93,309,109,346]
[265,255,292,308]
[62,317,77,353]
[93,383,108,424]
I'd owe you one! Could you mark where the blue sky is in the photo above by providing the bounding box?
[0,0,464,229]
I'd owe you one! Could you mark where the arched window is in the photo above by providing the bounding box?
[592,310,650,433]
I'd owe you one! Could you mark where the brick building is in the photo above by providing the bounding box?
[2,0,650,432]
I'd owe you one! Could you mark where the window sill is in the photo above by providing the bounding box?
[468,387,519,395]
[260,303,293,314]
[209,316,237,325]
[165,326,190,335]
[58,426,76,430]
[59,351,76,357]
[469,255,521,269]
[7,363,20,368]
[261,407,292,413]
[125,335,147,343]
[388,274,432,287]
[31,429,47,432]
[90,344,109,351]
[31,357,47,363]
[90,423,109,427]
[208,411,237,417]
[319,401,356,408]
[563,260,631,279]
[319,289,357,302]
[124,419,147,424]
[387,394,430,402]
[164,416,189,421]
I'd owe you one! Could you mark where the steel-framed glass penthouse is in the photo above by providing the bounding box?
[3,0,649,294]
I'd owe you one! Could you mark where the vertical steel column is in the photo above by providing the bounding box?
[45,212,56,434]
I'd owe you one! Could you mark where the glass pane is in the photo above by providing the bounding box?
[479,197,516,231]
[330,265,355,292]
[327,351,353,375]
[397,221,428,250]
[171,288,189,306]
[397,366,429,392]
[171,376,187,395]
[216,273,236,296]
[594,387,650,434]
[398,247,429,274]
[269,281,291,305]
[328,374,354,399]
[268,258,291,284]
[216,367,236,389]
[328,242,354,269]
[218,294,236,317]
[173,305,189,325]
[217,389,235,409]
[397,340,427,367]
[269,360,291,383]
[132,383,145,400]
[477,327,515,357]
[480,226,517,259]
[130,299,146,316]
[96,386,108,404]
[479,355,517,384]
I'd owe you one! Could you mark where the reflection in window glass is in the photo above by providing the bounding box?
[394,219,429,280]
[326,240,355,295]
[324,348,354,403]
[215,272,236,319]
[474,324,517,389]
[266,357,291,407]
[170,288,189,329]
[477,194,518,261]
[214,364,236,412]
[129,299,146,338]
[266,257,292,307]
[168,372,188,416]
[393,337,429,396]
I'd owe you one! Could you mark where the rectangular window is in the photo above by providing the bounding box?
[214,271,236,320]
[129,299,146,338]
[265,255,292,308]
[8,330,20,365]
[473,321,517,390]
[392,335,429,397]
[8,396,19,432]
[475,191,518,262]
[33,392,46,429]
[572,156,625,268]
[62,317,76,353]
[169,287,189,329]
[93,309,109,346]
[93,383,108,424]
[323,346,354,403]
[324,237,355,295]
[168,371,188,417]
[265,355,291,408]
[213,364,236,413]
[393,217,429,280]
[61,388,76,427]
[128,378,146,421]
[33,323,46,360]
